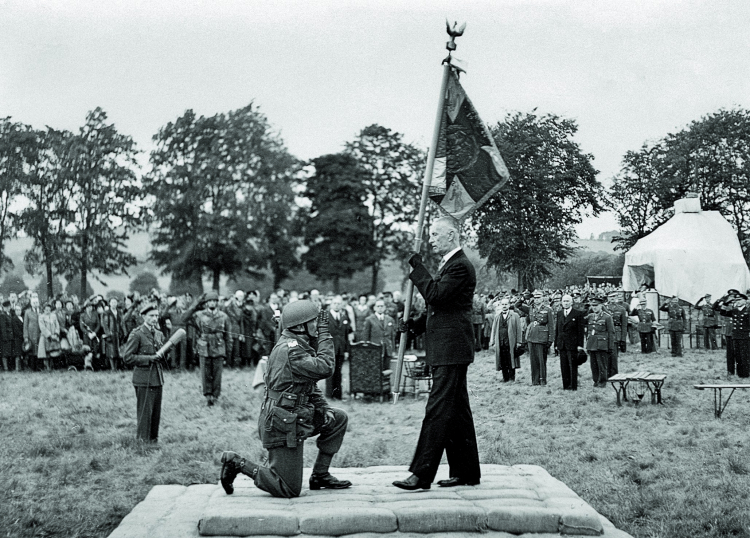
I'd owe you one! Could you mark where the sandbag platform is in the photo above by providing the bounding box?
[108,465,632,538]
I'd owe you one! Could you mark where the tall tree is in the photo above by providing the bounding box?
[0,118,35,272]
[471,111,605,290]
[57,108,143,297]
[344,125,425,293]
[301,154,376,293]
[146,103,299,292]
[610,109,750,260]
[16,127,72,299]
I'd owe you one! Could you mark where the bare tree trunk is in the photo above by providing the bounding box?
[370,262,380,295]
[80,232,89,299]
[194,270,203,294]
[212,269,220,292]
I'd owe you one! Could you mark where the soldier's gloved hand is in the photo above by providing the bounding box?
[323,409,335,427]
[397,318,410,333]
[408,252,423,268]
[317,309,329,335]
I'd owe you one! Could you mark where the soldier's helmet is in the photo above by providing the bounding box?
[204,290,219,302]
[281,300,319,330]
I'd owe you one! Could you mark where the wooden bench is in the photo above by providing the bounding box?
[608,372,667,406]
[693,384,750,418]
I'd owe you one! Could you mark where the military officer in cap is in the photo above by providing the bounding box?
[183,291,231,406]
[660,295,686,357]
[219,300,351,498]
[123,303,166,442]
[723,292,750,378]
[714,290,744,376]
[696,294,719,350]
[586,296,615,387]
[518,289,556,385]
[606,290,629,376]
[632,297,657,354]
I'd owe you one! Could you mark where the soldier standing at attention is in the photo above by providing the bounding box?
[123,303,166,443]
[517,290,556,386]
[586,296,615,387]
[696,294,719,350]
[219,300,352,498]
[606,290,629,376]
[183,291,231,406]
[632,298,657,354]
[660,295,686,357]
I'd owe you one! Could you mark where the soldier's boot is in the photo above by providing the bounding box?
[309,452,352,490]
[220,451,258,495]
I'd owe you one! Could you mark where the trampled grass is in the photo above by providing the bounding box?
[0,345,749,537]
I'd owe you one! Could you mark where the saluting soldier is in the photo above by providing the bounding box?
[586,296,615,387]
[714,290,742,376]
[632,297,657,354]
[183,291,231,406]
[518,289,556,386]
[724,292,750,378]
[696,294,719,350]
[660,295,686,357]
[219,300,351,498]
[123,303,166,443]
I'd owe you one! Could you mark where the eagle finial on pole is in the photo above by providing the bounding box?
[445,20,466,51]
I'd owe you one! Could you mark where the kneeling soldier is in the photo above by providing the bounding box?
[220,300,351,498]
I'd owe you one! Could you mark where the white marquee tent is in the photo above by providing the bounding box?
[622,196,750,304]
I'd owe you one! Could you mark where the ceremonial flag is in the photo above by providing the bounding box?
[430,71,510,220]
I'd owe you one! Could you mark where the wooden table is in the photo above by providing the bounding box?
[693,383,750,418]
[608,372,667,406]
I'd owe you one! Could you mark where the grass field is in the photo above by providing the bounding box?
[1,344,749,538]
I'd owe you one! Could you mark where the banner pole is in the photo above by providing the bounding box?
[392,23,463,404]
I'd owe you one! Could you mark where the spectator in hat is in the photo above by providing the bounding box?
[0,299,12,371]
[38,301,61,370]
[123,302,167,442]
[23,295,41,370]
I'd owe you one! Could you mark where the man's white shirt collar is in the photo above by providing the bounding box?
[440,247,462,268]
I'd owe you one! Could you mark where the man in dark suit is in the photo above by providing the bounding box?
[326,295,352,400]
[393,216,480,490]
[123,303,166,442]
[362,300,396,358]
[555,294,586,390]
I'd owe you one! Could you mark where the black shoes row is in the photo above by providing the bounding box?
[392,474,479,490]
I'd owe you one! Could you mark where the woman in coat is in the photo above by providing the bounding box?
[38,301,61,370]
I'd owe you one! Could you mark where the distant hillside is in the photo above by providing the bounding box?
[575,237,618,254]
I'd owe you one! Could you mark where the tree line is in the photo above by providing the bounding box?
[2,103,745,296]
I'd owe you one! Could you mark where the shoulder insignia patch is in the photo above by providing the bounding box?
[288,340,298,348]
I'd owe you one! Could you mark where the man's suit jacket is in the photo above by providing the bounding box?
[23,307,40,346]
[410,249,476,367]
[327,309,352,356]
[555,307,586,351]
[363,313,396,357]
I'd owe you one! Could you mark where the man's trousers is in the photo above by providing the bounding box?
[496,344,515,381]
[669,331,683,357]
[590,351,609,386]
[734,338,750,378]
[727,335,735,375]
[200,356,223,399]
[703,327,717,350]
[134,385,162,442]
[255,408,348,498]
[409,364,480,483]
[559,348,577,390]
[528,343,548,385]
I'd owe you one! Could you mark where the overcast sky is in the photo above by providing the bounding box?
[2,0,749,237]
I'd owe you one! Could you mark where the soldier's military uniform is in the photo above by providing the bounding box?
[219,301,351,498]
[520,292,556,386]
[698,295,719,350]
[727,301,750,378]
[715,291,744,376]
[606,294,628,376]
[634,304,657,354]
[123,305,165,442]
[586,299,615,387]
[660,299,686,357]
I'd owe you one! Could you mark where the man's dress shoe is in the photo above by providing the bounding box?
[437,477,480,487]
[392,474,431,490]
